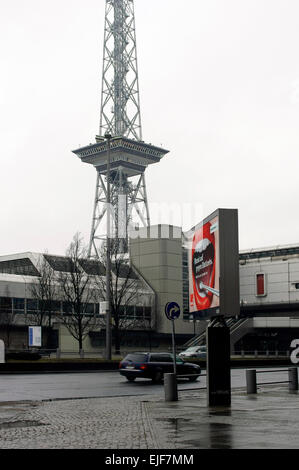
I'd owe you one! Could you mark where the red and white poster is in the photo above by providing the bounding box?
[189,215,220,313]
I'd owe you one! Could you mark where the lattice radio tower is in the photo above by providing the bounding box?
[73,0,168,258]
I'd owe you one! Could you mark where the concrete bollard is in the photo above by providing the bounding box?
[80,349,84,359]
[246,369,257,394]
[164,373,178,402]
[288,367,298,391]
[56,348,61,359]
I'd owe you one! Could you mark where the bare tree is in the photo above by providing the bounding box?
[0,286,16,348]
[56,233,98,352]
[29,254,57,332]
[96,239,152,354]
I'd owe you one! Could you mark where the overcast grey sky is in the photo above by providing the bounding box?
[1,0,299,256]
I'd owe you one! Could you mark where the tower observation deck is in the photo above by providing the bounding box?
[72,0,169,258]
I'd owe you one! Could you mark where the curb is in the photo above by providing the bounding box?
[0,357,292,374]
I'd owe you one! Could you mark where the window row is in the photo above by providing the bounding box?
[0,297,151,319]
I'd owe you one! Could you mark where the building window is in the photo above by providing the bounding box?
[27,299,38,313]
[0,258,40,276]
[119,305,125,318]
[135,306,144,318]
[50,301,62,313]
[13,298,25,313]
[62,301,73,315]
[295,283,299,290]
[84,303,95,315]
[125,305,135,318]
[256,273,266,296]
[0,297,12,313]
[144,307,151,320]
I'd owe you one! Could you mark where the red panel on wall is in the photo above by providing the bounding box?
[256,274,265,296]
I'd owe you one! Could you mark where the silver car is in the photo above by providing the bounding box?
[179,345,206,359]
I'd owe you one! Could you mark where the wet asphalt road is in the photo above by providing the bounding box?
[0,367,290,402]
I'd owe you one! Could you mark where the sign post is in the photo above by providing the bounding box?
[171,320,177,375]
[0,340,5,364]
[164,302,181,402]
[165,302,181,374]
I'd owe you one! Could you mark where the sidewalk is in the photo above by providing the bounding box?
[0,384,298,449]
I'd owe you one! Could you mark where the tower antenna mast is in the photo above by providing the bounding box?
[73,0,169,258]
[100,0,142,140]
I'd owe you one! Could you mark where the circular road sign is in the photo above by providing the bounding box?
[165,302,181,321]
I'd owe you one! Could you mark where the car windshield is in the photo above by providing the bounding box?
[170,354,184,364]
[186,347,199,352]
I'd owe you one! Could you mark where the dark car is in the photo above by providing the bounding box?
[119,352,201,383]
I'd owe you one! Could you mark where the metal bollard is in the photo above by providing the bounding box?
[246,369,257,394]
[288,367,298,391]
[164,373,178,402]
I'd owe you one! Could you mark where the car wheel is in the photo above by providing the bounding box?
[126,376,136,382]
[152,371,163,383]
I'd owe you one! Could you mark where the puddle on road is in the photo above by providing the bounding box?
[0,420,46,430]
[155,417,191,428]
[208,410,232,417]
[154,416,234,449]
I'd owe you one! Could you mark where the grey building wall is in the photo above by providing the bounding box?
[240,257,299,307]
[0,252,156,352]
[130,225,194,336]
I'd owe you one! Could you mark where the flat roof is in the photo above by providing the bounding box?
[240,243,299,260]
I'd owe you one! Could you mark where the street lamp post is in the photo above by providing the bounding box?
[105,133,112,360]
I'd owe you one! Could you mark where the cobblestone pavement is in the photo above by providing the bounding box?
[1,387,299,449]
[0,395,160,449]
[0,390,203,449]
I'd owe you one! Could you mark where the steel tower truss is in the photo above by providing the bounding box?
[101,0,142,140]
[73,0,169,258]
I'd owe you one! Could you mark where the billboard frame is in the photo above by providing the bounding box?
[187,208,239,320]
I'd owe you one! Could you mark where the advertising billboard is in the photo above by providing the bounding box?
[187,208,239,320]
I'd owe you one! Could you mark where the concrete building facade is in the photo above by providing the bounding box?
[1,233,299,355]
[129,225,194,340]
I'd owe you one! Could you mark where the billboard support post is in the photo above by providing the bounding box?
[206,316,231,407]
